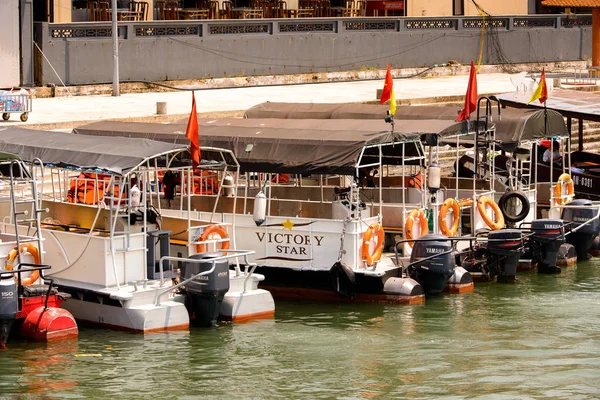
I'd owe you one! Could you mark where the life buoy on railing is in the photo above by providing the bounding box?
[439,198,460,237]
[361,223,384,267]
[477,196,505,230]
[554,173,575,205]
[196,225,230,256]
[5,243,41,285]
[405,209,429,248]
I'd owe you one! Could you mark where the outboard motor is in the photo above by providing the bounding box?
[0,271,17,349]
[409,234,455,295]
[561,199,600,261]
[531,219,565,274]
[181,252,230,327]
[486,229,524,283]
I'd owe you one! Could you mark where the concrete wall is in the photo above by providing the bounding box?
[0,1,21,87]
[35,15,592,85]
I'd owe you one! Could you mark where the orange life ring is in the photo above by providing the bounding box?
[405,209,429,248]
[554,173,575,205]
[196,225,230,255]
[477,196,504,230]
[361,223,385,266]
[5,243,41,285]
[439,198,460,237]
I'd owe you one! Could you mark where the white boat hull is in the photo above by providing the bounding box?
[61,294,189,332]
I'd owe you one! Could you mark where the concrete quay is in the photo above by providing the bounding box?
[1,61,593,131]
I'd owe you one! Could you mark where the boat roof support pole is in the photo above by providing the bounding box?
[578,118,584,153]
[455,134,459,200]
[154,158,162,216]
[243,172,248,215]
[379,143,383,218]
[187,167,192,236]
[401,142,406,235]
[319,175,323,203]
[232,163,241,274]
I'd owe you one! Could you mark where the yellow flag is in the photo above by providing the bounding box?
[389,87,396,116]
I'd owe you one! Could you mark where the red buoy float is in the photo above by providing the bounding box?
[20,306,78,342]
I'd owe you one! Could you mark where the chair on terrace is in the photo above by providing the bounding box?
[320,0,331,17]
[165,0,180,19]
[154,0,166,19]
[342,0,360,17]
[275,0,287,18]
[209,0,219,18]
[97,1,112,20]
[130,0,149,20]
[87,0,98,21]
[221,0,233,19]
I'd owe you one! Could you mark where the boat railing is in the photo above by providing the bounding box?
[154,249,256,305]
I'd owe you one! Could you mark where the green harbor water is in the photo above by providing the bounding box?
[2,258,600,399]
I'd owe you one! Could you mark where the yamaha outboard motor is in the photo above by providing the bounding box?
[486,229,524,283]
[181,253,230,327]
[561,199,600,261]
[531,219,565,274]
[0,271,17,349]
[409,234,455,295]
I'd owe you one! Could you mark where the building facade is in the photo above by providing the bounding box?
[0,1,20,87]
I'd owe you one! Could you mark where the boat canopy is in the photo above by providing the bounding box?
[0,126,189,175]
[496,89,600,123]
[244,102,391,120]
[243,102,567,152]
[439,108,567,152]
[73,119,465,175]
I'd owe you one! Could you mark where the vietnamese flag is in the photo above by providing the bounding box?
[528,68,548,104]
[185,91,200,169]
[456,61,478,122]
[380,64,396,116]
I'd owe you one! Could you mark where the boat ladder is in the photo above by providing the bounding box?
[8,159,46,262]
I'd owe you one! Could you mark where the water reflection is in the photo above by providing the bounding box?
[0,258,598,398]
[12,339,79,396]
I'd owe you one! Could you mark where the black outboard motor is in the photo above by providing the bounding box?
[486,229,524,283]
[561,199,600,261]
[531,219,565,274]
[181,252,230,327]
[409,234,455,295]
[0,271,18,349]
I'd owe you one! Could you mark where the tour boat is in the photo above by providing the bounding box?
[72,117,480,299]
[0,154,78,348]
[0,127,274,332]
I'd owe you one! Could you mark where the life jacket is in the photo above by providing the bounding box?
[271,173,289,184]
[159,170,218,198]
[67,172,120,205]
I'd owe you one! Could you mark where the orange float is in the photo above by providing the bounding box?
[196,225,230,255]
[361,223,385,266]
[5,243,41,285]
[405,209,429,247]
[439,198,460,236]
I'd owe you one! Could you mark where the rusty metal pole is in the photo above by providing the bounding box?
[593,8,600,68]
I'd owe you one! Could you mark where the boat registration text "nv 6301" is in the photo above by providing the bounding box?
[573,175,593,189]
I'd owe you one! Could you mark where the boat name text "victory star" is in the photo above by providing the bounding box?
[256,232,325,255]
